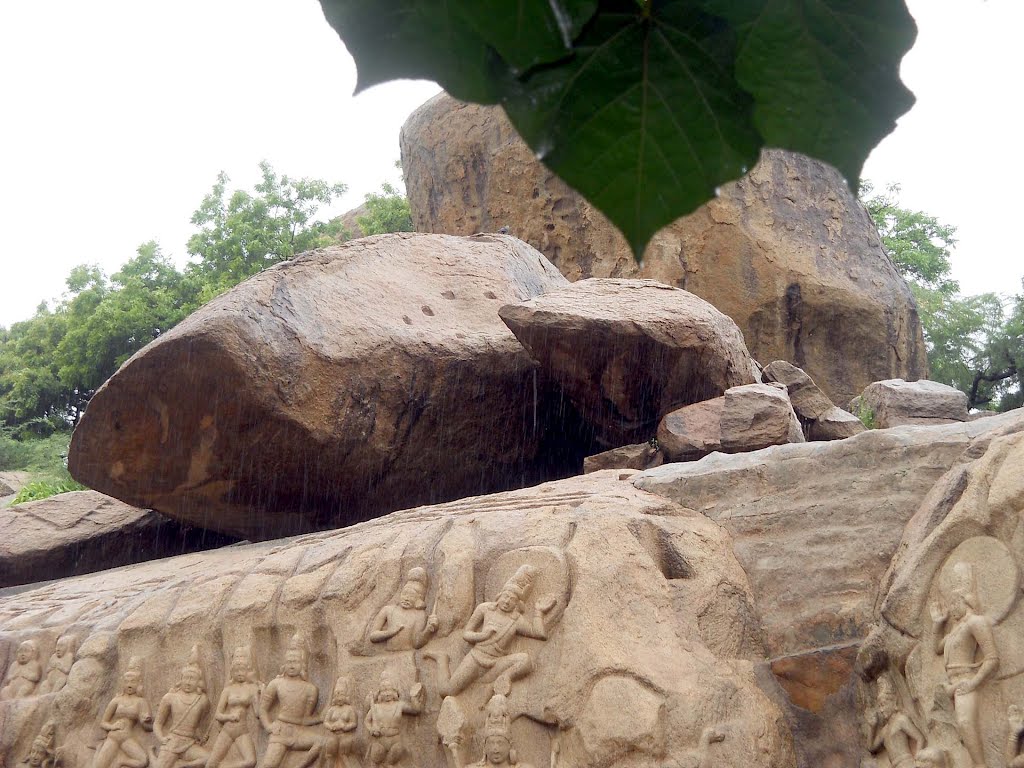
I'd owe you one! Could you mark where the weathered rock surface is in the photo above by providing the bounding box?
[68,233,576,540]
[0,471,794,768]
[657,384,804,462]
[763,360,866,441]
[400,93,928,407]
[499,279,758,446]
[636,408,1024,768]
[582,442,663,473]
[851,377,970,428]
[0,491,237,589]
[861,414,1024,768]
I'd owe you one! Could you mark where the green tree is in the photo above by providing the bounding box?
[187,161,346,294]
[357,182,413,236]
[861,186,1022,410]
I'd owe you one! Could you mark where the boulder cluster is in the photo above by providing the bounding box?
[1,93,1014,768]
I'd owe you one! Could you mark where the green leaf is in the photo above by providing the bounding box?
[702,0,916,187]
[504,0,761,256]
[459,1,599,72]
[318,0,510,103]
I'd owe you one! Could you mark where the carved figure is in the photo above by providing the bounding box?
[153,646,210,768]
[867,677,924,768]
[324,676,359,768]
[364,668,424,768]
[426,565,556,696]
[90,657,154,768]
[258,634,323,768]
[20,720,58,768]
[369,567,439,651]
[38,634,77,694]
[468,692,534,768]
[1,640,43,699]
[207,646,262,768]
[930,562,998,768]
[1006,704,1024,767]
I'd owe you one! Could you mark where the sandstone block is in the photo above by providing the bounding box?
[720,383,805,452]
[499,278,757,446]
[582,442,663,473]
[68,233,571,539]
[401,93,927,407]
[852,378,969,428]
[808,406,866,441]
[762,360,835,421]
[657,397,726,461]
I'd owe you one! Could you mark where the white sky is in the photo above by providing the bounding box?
[0,0,1020,328]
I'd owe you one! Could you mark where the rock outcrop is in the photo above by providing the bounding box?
[400,93,928,407]
[635,408,1024,768]
[763,360,866,441]
[657,383,804,462]
[860,413,1024,768]
[68,233,575,540]
[851,378,970,428]
[0,491,236,589]
[499,279,758,446]
[0,471,794,768]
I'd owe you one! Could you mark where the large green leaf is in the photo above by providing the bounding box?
[700,0,917,188]
[317,0,917,258]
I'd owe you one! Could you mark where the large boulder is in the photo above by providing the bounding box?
[69,233,573,540]
[851,377,970,428]
[0,491,236,588]
[635,408,1024,768]
[657,383,804,462]
[499,278,758,446]
[0,471,794,768]
[400,93,928,407]
[763,360,866,441]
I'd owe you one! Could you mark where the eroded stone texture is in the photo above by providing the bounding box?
[582,442,663,474]
[852,378,970,428]
[0,490,236,588]
[499,278,758,446]
[763,360,866,441]
[0,472,794,768]
[68,233,573,540]
[635,409,1024,768]
[400,93,927,407]
[860,417,1024,768]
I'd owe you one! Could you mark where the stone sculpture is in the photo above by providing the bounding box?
[152,646,211,768]
[914,747,948,768]
[929,562,998,768]
[1006,705,1024,767]
[1,639,42,699]
[20,720,58,768]
[38,634,76,694]
[91,656,154,768]
[867,676,925,768]
[427,565,555,696]
[468,690,532,768]
[206,646,262,768]
[323,676,359,768]
[369,567,439,651]
[258,634,323,768]
[365,668,425,768]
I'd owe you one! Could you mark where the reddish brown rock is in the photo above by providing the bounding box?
[499,279,757,446]
[0,491,235,588]
[657,398,727,462]
[400,93,927,407]
[69,233,571,540]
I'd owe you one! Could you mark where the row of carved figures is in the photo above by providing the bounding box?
[10,564,558,768]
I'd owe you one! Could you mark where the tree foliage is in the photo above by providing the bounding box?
[0,163,389,431]
[862,185,1022,410]
[357,183,414,236]
[319,0,917,256]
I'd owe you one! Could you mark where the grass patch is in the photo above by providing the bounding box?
[11,477,86,505]
[1,430,87,505]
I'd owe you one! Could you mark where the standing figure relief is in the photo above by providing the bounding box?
[867,676,925,768]
[152,646,211,768]
[369,567,439,652]
[90,657,154,768]
[364,668,424,768]
[323,676,359,768]
[206,646,262,768]
[258,634,324,768]
[426,565,556,697]
[930,562,998,768]
[38,634,76,695]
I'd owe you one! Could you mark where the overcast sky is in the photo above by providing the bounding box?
[0,0,1020,328]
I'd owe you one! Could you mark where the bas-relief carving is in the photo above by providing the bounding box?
[206,646,261,768]
[2,639,43,699]
[39,635,77,695]
[20,720,59,768]
[91,657,154,768]
[864,536,1024,768]
[152,647,210,768]
[364,668,423,768]
[368,567,438,652]
[259,634,324,768]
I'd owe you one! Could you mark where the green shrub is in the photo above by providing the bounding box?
[10,478,86,505]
